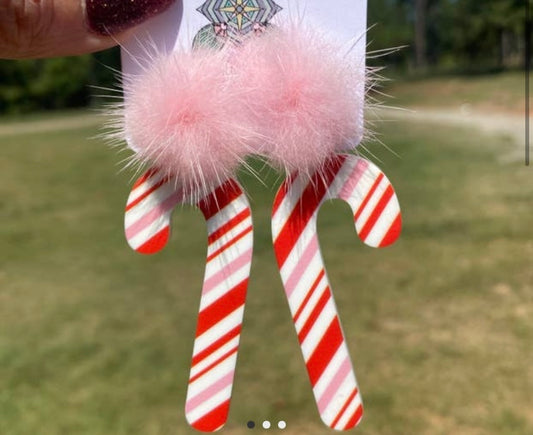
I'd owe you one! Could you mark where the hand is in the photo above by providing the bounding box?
[0,0,175,59]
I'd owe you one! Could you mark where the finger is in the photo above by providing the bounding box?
[0,0,175,59]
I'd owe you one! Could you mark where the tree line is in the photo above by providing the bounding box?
[0,0,528,114]
[368,0,526,71]
[0,49,120,114]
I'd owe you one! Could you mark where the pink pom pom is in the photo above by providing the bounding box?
[109,25,367,192]
[120,47,254,200]
[235,26,365,173]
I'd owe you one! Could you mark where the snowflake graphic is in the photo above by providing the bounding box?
[197,0,282,37]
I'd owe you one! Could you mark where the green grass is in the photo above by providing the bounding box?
[383,71,526,113]
[1,112,532,434]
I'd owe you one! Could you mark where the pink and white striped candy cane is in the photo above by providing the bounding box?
[271,153,401,430]
[125,168,253,432]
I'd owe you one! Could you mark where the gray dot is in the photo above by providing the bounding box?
[247,420,255,429]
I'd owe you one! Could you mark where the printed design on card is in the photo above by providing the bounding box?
[197,0,282,41]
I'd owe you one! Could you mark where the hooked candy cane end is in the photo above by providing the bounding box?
[347,160,402,248]
[124,167,181,254]
[133,226,171,254]
[377,213,402,248]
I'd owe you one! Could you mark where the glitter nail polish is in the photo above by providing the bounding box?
[86,0,175,35]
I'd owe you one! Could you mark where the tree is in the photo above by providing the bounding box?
[0,47,120,114]
[414,0,428,69]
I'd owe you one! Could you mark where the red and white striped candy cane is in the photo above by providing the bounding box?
[125,168,253,432]
[271,153,401,430]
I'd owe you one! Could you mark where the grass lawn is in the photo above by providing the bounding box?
[382,71,526,114]
[1,112,532,434]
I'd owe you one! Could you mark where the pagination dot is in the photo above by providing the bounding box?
[246,420,255,429]
[262,420,271,429]
[278,420,287,429]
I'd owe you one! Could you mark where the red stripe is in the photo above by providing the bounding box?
[190,399,230,432]
[358,185,394,241]
[343,403,363,430]
[207,209,251,244]
[199,180,242,220]
[195,279,248,337]
[379,213,402,247]
[354,173,384,221]
[306,317,343,386]
[273,157,345,268]
[297,286,330,343]
[330,388,359,428]
[293,269,325,323]
[207,226,253,263]
[271,178,291,216]
[126,177,168,211]
[189,346,238,384]
[271,169,300,216]
[135,226,170,254]
[131,167,158,189]
[192,325,241,366]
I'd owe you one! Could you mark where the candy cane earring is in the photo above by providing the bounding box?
[125,169,253,431]
[272,154,401,430]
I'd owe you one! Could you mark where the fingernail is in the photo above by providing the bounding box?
[85,0,175,35]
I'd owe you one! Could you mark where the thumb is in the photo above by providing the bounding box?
[0,0,175,59]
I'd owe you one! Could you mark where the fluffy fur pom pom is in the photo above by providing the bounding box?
[117,47,254,201]
[109,25,367,194]
[235,25,365,174]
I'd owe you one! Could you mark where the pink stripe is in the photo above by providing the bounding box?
[185,370,234,413]
[125,191,181,240]
[338,159,369,202]
[317,356,352,413]
[284,235,320,298]
[202,248,253,295]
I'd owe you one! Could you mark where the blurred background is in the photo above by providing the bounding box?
[0,0,528,114]
[1,1,532,434]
